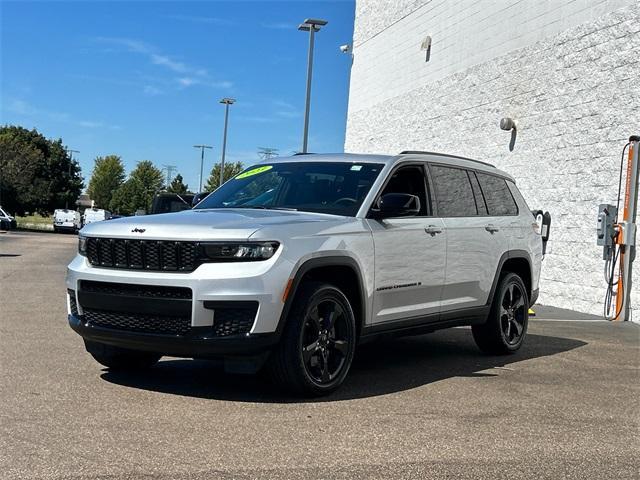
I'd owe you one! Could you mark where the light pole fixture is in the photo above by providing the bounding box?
[193,144,213,192]
[298,18,327,153]
[219,97,235,187]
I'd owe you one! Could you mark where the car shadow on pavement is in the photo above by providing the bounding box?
[100,328,586,403]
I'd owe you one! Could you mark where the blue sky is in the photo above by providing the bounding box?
[0,0,355,191]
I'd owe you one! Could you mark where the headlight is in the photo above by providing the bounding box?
[200,242,279,262]
[78,235,88,256]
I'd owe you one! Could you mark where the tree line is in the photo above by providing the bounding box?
[0,125,83,215]
[0,124,245,216]
[87,156,244,215]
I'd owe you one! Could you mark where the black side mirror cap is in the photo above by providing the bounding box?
[370,193,421,219]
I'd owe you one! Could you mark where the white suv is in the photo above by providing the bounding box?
[66,152,544,396]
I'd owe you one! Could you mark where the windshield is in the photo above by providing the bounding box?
[195,161,384,216]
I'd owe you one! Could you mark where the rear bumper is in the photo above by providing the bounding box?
[68,314,280,358]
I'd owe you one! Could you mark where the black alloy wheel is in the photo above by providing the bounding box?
[500,282,527,346]
[301,297,352,385]
[472,272,529,354]
[267,282,356,396]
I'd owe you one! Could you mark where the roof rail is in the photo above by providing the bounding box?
[293,152,315,156]
[399,150,495,168]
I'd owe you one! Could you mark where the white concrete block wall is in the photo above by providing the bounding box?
[346,1,640,318]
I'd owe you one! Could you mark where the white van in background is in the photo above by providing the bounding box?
[83,208,111,226]
[53,209,82,233]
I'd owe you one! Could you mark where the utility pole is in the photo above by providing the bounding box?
[66,149,80,209]
[162,164,177,187]
[193,144,213,192]
[298,18,327,153]
[219,98,235,188]
[258,147,279,160]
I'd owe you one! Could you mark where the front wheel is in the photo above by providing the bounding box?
[267,282,357,396]
[472,272,529,354]
[84,340,161,370]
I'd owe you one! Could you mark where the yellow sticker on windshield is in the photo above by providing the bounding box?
[235,165,273,179]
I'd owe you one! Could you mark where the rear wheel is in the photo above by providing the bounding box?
[267,282,356,396]
[472,272,528,354]
[84,340,161,370]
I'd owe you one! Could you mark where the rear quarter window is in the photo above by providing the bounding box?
[476,173,518,216]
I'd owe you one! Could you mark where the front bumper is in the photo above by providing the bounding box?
[68,314,279,357]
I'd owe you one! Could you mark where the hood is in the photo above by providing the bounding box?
[80,208,345,240]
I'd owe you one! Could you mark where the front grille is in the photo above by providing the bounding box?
[79,281,192,299]
[86,238,198,272]
[84,309,191,336]
[213,305,257,337]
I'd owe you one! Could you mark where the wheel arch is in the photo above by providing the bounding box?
[487,250,533,307]
[277,256,367,339]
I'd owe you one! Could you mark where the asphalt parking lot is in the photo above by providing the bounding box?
[1,230,638,479]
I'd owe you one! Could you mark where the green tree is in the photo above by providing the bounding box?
[109,160,164,215]
[0,125,83,215]
[167,173,188,194]
[86,155,125,209]
[204,162,244,192]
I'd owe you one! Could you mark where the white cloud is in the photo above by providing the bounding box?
[261,22,296,30]
[143,85,163,96]
[5,98,118,130]
[92,37,231,90]
[164,14,235,26]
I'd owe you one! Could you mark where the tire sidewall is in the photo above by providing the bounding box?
[289,283,357,395]
[491,273,529,352]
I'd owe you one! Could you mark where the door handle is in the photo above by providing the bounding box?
[485,224,500,233]
[424,225,443,236]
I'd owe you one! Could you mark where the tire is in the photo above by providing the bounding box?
[53,226,59,233]
[84,340,161,370]
[267,282,357,396]
[472,272,529,355]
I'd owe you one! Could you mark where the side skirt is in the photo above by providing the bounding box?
[359,306,489,345]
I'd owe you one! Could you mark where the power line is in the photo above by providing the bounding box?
[258,147,279,160]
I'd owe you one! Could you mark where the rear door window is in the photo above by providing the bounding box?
[476,173,518,216]
[430,165,477,217]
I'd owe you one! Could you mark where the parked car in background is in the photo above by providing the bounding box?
[150,193,194,215]
[53,209,82,233]
[0,206,17,230]
[83,208,111,226]
[67,152,547,396]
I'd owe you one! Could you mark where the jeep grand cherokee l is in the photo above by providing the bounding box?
[66,152,543,396]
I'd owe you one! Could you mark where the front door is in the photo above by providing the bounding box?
[367,164,446,324]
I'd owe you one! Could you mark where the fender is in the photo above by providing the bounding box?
[275,256,368,337]
[486,249,534,308]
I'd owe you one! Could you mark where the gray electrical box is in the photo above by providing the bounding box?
[597,204,617,258]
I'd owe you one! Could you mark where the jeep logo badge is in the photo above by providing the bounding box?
[131,228,146,233]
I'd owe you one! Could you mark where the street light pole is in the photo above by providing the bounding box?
[298,18,327,153]
[193,144,213,192]
[219,98,235,188]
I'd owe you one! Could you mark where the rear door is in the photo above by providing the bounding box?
[429,165,507,311]
[367,163,446,324]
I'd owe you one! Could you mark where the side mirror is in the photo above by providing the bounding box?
[371,193,420,219]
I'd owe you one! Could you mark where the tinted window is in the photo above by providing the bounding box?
[379,165,429,215]
[476,173,518,216]
[430,165,477,217]
[468,171,488,215]
[195,162,383,217]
